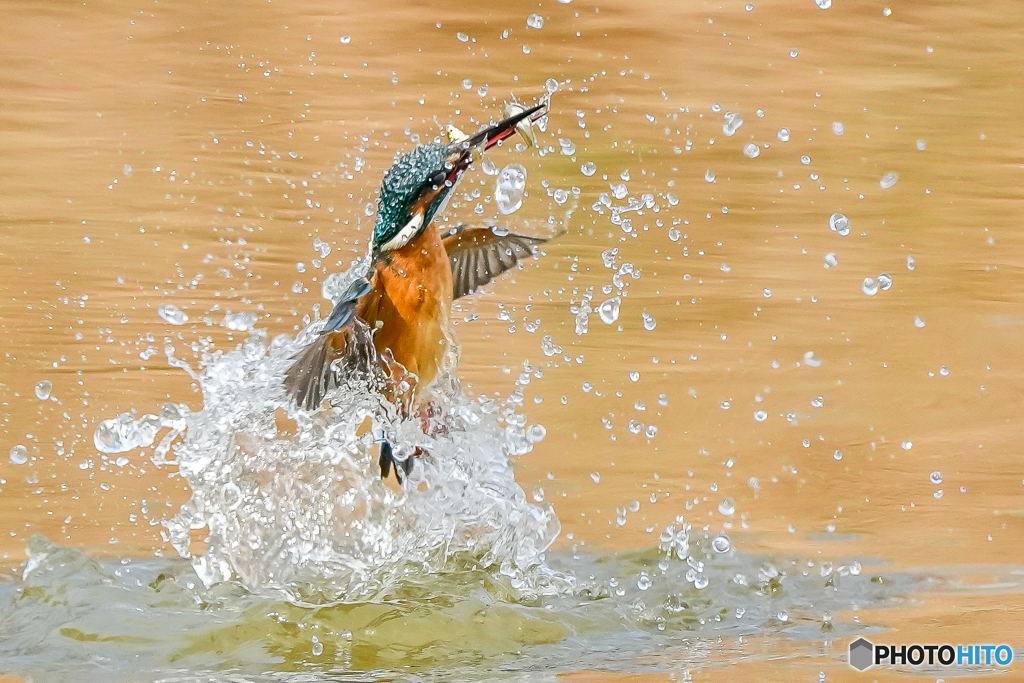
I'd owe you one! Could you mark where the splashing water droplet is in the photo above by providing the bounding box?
[880,172,899,189]
[9,445,28,465]
[722,112,743,136]
[743,143,760,158]
[158,304,188,326]
[93,412,161,454]
[495,164,527,215]
[598,297,620,324]
[580,161,597,176]
[803,351,822,367]
[712,534,732,553]
[829,213,850,236]
[34,380,52,400]
[545,78,559,94]
[223,312,257,331]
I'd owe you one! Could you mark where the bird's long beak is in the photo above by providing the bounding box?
[461,101,548,152]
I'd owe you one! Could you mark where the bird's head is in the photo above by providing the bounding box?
[372,101,546,254]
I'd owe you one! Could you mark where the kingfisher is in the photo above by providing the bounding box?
[284,100,551,481]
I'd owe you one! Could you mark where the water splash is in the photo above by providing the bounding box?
[110,265,565,603]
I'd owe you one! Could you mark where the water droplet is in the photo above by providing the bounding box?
[907,255,916,271]
[158,304,188,325]
[930,471,943,485]
[811,396,824,408]
[800,155,811,165]
[754,410,767,422]
[777,128,791,142]
[481,158,499,176]
[629,371,640,382]
[694,574,709,589]
[833,449,843,461]
[223,311,257,331]
[34,380,52,400]
[718,498,735,516]
[877,273,893,291]
[831,121,844,135]
[939,365,949,376]
[880,172,899,189]
[882,6,892,16]
[532,486,545,502]
[722,112,743,136]
[9,445,28,465]
[637,573,652,590]
[763,288,772,298]
[803,351,822,367]
[668,227,681,241]
[916,139,927,151]
[590,471,601,483]
[526,13,544,29]
[901,440,913,450]
[495,163,527,215]
[645,424,658,438]
[553,188,569,205]
[598,297,620,324]
[339,35,351,44]
[545,78,559,94]
[790,49,799,58]
[746,2,754,10]
[824,253,838,268]
[862,278,879,296]
[914,316,926,328]
[705,169,716,183]
[580,161,597,177]
[743,143,760,158]
[712,534,732,553]
[642,312,656,330]
[311,637,324,657]
[94,412,160,453]
[456,32,469,42]
[829,213,851,235]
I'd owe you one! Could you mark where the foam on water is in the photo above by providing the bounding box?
[108,263,565,603]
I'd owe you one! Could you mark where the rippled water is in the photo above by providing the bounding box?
[3,0,1024,680]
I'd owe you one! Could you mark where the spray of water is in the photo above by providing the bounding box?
[96,260,564,603]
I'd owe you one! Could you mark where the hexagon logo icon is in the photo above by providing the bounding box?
[849,637,874,671]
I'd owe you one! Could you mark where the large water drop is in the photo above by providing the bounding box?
[495,163,527,215]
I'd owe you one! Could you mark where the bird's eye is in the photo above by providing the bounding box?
[430,170,447,189]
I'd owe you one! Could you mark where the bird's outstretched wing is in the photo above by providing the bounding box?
[442,225,548,300]
[283,277,375,410]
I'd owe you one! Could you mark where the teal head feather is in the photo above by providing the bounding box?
[373,143,457,251]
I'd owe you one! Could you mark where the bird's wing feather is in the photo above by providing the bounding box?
[284,277,375,410]
[442,225,547,300]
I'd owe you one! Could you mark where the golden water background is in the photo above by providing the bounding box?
[2,0,1023,679]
